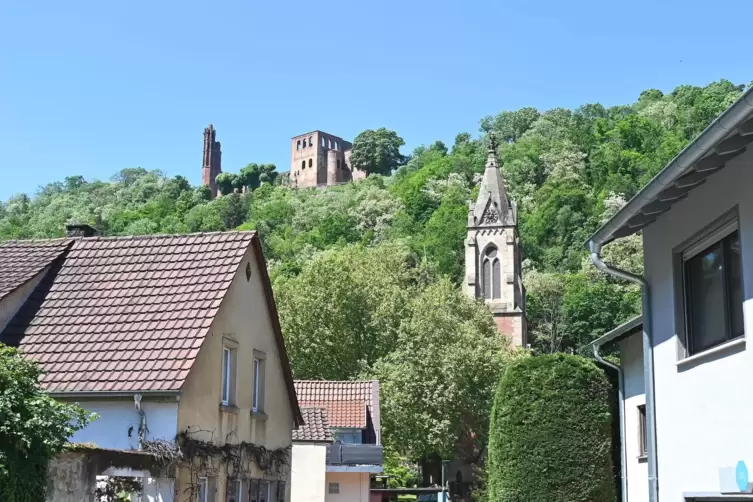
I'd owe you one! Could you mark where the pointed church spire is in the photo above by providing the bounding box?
[472,132,515,226]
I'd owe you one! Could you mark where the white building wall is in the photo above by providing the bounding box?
[620,334,648,502]
[642,147,753,499]
[291,444,327,502]
[67,399,179,450]
[324,472,369,502]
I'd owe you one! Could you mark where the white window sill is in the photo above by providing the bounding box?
[220,403,240,414]
[677,337,746,369]
[251,410,268,421]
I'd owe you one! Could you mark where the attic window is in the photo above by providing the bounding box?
[245,262,252,281]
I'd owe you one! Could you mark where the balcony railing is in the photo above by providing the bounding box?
[326,444,383,466]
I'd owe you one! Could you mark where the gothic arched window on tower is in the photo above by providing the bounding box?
[309,136,313,147]
[483,246,501,300]
[297,140,301,151]
[301,160,305,170]
[303,138,307,148]
[308,158,313,168]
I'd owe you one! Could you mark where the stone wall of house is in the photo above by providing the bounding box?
[46,452,96,502]
[45,449,162,502]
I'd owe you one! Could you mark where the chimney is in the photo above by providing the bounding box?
[65,224,98,238]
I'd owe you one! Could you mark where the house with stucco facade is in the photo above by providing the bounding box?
[290,381,382,502]
[0,226,303,501]
[588,87,753,501]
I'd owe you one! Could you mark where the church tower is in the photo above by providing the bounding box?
[465,134,527,346]
[202,124,222,198]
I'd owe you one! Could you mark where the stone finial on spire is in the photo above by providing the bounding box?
[485,131,500,170]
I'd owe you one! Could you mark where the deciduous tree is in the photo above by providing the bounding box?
[349,128,406,175]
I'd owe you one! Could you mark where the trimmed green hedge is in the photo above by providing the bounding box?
[487,354,616,502]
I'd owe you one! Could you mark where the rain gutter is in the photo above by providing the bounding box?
[589,252,657,502]
[591,315,642,502]
[587,87,753,502]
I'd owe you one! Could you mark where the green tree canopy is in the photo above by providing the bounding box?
[374,279,512,461]
[0,345,93,501]
[274,242,431,380]
[349,128,407,175]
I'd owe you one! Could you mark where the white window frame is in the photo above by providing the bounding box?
[680,218,744,355]
[334,428,362,444]
[197,477,208,502]
[227,478,242,502]
[222,347,232,405]
[252,358,260,412]
[328,482,340,494]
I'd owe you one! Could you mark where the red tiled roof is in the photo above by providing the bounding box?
[300,399,365,428]
[294,380,376,429]
[0,239,71,302]
[0,232,304,427]
[293,408,333,442]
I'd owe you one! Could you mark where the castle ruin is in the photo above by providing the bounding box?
[201,124,222,198]
[289,131,367,188]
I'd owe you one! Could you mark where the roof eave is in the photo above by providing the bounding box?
[50,390,182,399]
[586,87,753,250]
[590,315,643,349]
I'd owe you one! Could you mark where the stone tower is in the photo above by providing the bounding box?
[202,124,222,197]
[289,131,366,188]
[465,134,527,346]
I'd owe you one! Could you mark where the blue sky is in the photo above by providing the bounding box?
[1,0,751,200]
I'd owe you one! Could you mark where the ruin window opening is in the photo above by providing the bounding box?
[308,159,313,168]
[296,140,301,151]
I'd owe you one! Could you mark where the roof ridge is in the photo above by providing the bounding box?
[294,379,376,384]
[0,238,72,245]
[1,230,259,245]
[74,230,258,241]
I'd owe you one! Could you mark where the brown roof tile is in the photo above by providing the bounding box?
[0,232,298,412]
[0,239,71,301]
[294,380,377,429]
[292,408,333,442]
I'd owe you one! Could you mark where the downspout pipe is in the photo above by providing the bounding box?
[592,339,627,502]
[590,242,658,502]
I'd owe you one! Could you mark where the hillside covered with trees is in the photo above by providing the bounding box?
[0,79,745,471]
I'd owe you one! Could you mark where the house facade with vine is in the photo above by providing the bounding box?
[0,226,303,501]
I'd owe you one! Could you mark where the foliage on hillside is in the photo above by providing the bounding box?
[0,79,744,467]
[487,354,616,502]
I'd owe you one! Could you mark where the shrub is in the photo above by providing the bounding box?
[487,354,615,502]
[0,344,92,501]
